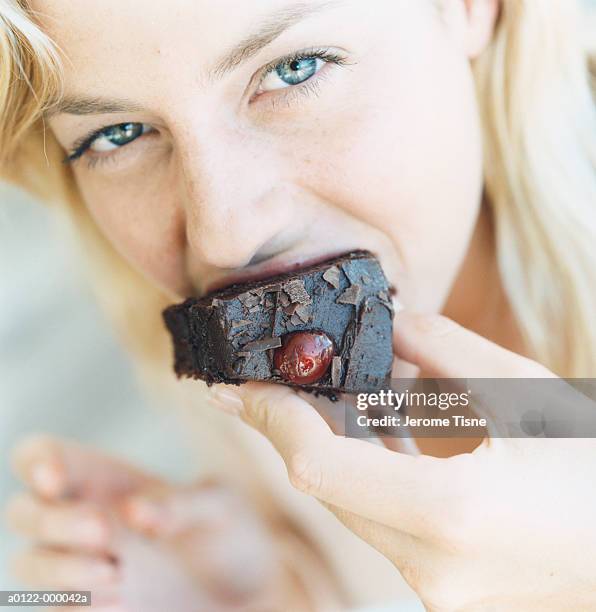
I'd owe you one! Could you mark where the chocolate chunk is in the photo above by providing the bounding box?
[283,279,311,305]
[239,292,262,309]
[336,284,362,306]
[294,303,312,323]
[162,251,393,395]
[283,303,299,316]
[242,336,282,352]
[322,265,341,289]
[341,261,363,286]
[278,292,291,308]
[342,297,394,391]
[331,356,343,388]
[231,319,253,330]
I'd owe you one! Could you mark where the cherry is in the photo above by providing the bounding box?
[273,331,334,385]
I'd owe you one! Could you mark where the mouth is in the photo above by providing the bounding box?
[203,249,357,296]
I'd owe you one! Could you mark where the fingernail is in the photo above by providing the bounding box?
[208,386,244,416]
[31,462,63,497]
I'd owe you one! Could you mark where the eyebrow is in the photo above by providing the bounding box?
[47,0,339,118]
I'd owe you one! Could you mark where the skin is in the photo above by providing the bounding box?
[11,0,592,609]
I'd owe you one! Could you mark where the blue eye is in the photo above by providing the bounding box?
[65,122,153,163]
[89,123,148,152]
[275,57,319,86]
[258,55,326,93]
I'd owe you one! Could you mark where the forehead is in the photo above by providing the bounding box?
[31,0,330,101]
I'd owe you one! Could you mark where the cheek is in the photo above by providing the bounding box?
[290,20,484,310]
[75,168,190,297]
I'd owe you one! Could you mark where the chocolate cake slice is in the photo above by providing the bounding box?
[162,251,394,396]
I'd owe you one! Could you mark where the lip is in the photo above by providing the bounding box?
[203,249,352,295]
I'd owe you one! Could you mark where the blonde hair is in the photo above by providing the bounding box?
[1,0,595,377]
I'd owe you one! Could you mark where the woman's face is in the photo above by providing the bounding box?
[41,0,496,310]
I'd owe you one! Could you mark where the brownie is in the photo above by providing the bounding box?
[162,250,394,397]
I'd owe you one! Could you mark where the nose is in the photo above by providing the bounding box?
[178,120,296,273]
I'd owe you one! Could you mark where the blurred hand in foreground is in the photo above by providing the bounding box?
[5,435,299,611]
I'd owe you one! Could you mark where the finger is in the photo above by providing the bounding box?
[393,310,556,378]
[5,492,112,552]
[119,481,239,537]
[211,382,457,538]
[10,547,118,590]
[296,390,347,436]
[11,434,161,501]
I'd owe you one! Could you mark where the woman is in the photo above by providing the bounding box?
[2,0,595,609]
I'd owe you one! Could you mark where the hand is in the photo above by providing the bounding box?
[207,311,596,611]
[5,436,282,611]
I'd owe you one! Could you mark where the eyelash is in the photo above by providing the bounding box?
[63,47,350,167]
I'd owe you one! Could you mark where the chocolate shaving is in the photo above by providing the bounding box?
[239,292,261,309]
[242,336,282,352]
[231,319,252,330]
[278,292,291,308]
[322,266,341,289]
[295,304,312,323]
[341,262,361,286]
[283,303,299,316]
[336,284,362,306]
[283,279,312,305]
[290,313,303,326]
[248,305,261,313]
[331,356,342,387]
[266,284,282,293]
